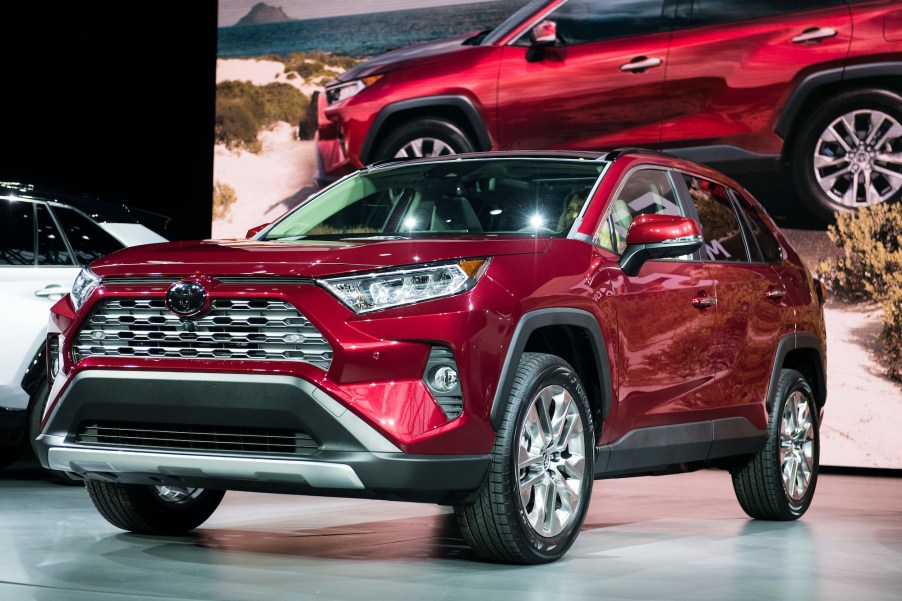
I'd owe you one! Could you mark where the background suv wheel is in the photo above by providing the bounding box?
[86,481,226,534]
[375,117,475,161]
[791,88,902,221]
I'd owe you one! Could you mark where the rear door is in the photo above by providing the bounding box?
[676,171,787,434]
[496,0,673,151]
[661,0,851,154]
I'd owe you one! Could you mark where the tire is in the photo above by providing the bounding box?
[85,481,225,534]
[374,117,475,162]
[731,368,819,520]
[26,379,80,484]
[790,88,902,221]
[454,353,594,564]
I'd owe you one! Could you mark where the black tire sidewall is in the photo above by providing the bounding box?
[374,118,475,162]
[791,88,902,218]
[770,369,820,518]
[503,356,594,561]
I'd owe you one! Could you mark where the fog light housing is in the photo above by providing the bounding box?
[431,366,459,392]
[423,346,463,420]
[47,334,61,382]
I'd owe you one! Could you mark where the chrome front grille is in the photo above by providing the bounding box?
[73,298,332,368]
[78,422,319,456]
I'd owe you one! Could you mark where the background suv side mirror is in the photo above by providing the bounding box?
[527,19,556,62]
[619,214,703,276]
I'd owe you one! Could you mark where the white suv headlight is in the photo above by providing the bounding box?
[70,267,101,312]
[320,259,488,314]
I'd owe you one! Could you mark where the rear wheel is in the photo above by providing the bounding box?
[791,88,902,221]
[732,368,819,520]
[374,117,475,162]
[0,441,25,470]
[85,481,225,534]
[454,353,594,564]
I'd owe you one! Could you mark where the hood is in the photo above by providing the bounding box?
[88,236,552,279]
[336,32,479,82]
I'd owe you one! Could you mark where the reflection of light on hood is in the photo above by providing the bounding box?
[490,209,502,216]
[403,216,418,229]
[529,214,546,228]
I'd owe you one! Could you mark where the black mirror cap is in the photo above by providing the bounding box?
[619,236,703,277]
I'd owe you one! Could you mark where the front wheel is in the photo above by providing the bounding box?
[790,88,902,221]
[455,353,594,564]
[731,368,819,520]
[85,481,225,534]
[374,117,475,162]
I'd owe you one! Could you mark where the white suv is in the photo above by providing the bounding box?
[0,182,167,468]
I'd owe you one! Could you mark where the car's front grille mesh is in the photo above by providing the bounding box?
[73,298,332,368]
[77,422,319,456]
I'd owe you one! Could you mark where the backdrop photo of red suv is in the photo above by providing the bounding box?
[213,0,902,470]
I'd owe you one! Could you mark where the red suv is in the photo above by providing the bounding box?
[37,149,826,564]
[315,0,902,220]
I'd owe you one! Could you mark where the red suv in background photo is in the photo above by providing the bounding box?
[315,0,902,221]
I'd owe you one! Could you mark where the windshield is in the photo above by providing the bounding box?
[263,158,605,241]
[481,0,553,45]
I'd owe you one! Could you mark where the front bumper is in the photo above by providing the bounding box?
[37,370,490,504]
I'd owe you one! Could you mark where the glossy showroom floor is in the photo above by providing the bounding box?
[2,453,900,601]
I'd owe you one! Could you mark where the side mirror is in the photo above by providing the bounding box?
[526,19,556,62]
[619,214,703,277]
[245,223,270,239]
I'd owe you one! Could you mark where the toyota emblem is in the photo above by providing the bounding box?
[166,281,208,317]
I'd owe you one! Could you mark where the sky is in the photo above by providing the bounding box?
[218,0,498,27]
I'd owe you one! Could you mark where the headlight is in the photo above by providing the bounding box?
[320,259,488,314]
[70,267,101,312]
[325,74,383,105]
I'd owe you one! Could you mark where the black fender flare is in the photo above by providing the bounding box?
[766,332,827,411]
[775,62,902,140]
[489,308,613,430]
[359,95,493,164]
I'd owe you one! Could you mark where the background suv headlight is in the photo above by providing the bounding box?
[325,75,383,105]
[320,259,487,314]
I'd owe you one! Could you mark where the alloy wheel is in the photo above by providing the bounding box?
[780,390,815,503]
[394,137,456,159]
[517,384,588,537]
[813,109,902,208]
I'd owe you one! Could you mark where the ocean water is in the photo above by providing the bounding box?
[217,0,525,58]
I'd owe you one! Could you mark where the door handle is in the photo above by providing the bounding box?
[34,284,70,299]
[765,289,786,301]
[791,27,837,44]
[620,56,663,73]
[691,295,717,309]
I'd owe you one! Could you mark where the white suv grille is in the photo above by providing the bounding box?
[73,298,332,368]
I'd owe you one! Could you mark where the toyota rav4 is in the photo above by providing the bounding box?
[315,0,902,221]
[37,149,826,564]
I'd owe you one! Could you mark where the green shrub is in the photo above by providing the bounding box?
[212,181,237,220]
[215,80,309,152]
[817,202,902,380]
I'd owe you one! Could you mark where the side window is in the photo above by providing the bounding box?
[36,204,74,266]
[734,197,783,264]
[682,174,749,263]
[688,0,801,27]
[540,0,666,46]
[597,169,682,254]
[50,206,124,265]
[0,198,36,265]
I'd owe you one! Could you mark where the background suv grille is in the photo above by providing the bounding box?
[77,422,319,456]
[73,298,333,368]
